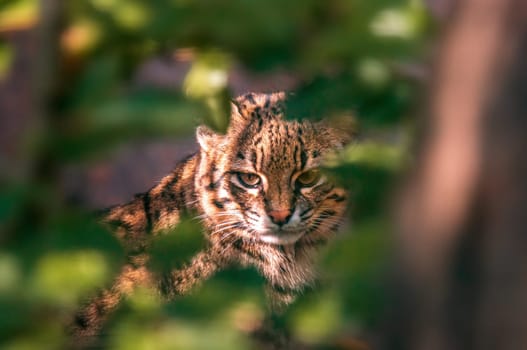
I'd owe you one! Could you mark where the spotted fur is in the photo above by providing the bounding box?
[71,92,350,344]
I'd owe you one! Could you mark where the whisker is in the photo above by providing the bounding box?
[210,223,242,236]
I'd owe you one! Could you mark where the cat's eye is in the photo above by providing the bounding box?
[296,169,321,187]
[237,172,262,188]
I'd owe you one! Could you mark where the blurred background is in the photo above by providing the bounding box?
[1,0,527,349]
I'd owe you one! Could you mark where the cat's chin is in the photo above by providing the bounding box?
[257,231,304,245]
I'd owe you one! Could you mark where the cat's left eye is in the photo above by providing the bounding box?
[237,172,262,188]
[296,169,321,187]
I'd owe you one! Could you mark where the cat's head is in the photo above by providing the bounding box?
[196,92,350,246]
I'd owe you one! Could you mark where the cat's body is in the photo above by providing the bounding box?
[71,92,350,343]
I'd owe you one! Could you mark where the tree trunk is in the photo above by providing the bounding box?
[389,0,527,349]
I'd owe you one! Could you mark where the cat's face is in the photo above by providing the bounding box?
[196,93,349,247]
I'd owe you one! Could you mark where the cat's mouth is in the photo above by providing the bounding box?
[256,229,305,245]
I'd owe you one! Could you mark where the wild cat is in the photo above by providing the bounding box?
[71,92,350,344]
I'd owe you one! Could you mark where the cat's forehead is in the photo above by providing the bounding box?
[230,92,308,146]
[224,92,343,173]
[229,118,321,173]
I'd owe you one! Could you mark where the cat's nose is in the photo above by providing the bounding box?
[268,209,293,226]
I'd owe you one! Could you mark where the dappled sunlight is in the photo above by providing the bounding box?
[183,50,231,131]
[0,254,21,294]
[335,141,408,171]
[290,291,343,345]
[0,0,38,31]
[90,0,151,30]
[61,20,101,56]
[356,58,391,88]
[111,319,251,350]
[228,301,265,333]
[183,50,231,98]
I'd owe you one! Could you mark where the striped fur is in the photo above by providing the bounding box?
[70,92,350,344]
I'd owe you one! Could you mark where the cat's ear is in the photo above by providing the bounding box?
[196,125,223,153]
[229,92,287,126]
[229,100,245,125]
[316,117,356,149]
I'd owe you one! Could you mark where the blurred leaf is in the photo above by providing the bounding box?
[183,50,231,132]
[0,298,31,338]
[149,217,207,273]
[0,41,13,80]
[289,290,343,344]
[0,253,21,294]
[61,19,102,56]
[184,50,231,99]
[287,72,415,127]
[110,318,250,350]
[356,58,391,88]
[323,220,393,328]
[1,323,64,350]
[324,141,407,221]
[0,0,38,31]
[166,267,265,320]
[43,213,123,254]
[328,142,408,171]
[53,89,208,160]
[370,5,424,39]
[29,250,112,307]
[0,185,28,230]
[113,1,151,31]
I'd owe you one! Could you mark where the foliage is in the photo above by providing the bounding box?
[0,0,432,348]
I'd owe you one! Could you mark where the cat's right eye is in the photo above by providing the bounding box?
[237,172,262,188]
[296,169,321,187]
